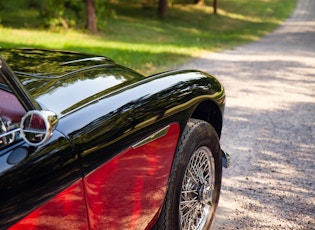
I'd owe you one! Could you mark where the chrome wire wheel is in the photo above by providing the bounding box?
[179,146,215,230]
[152,119,222,230]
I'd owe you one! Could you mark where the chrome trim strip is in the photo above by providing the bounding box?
[132,125,170,149]
[0,128,20,139]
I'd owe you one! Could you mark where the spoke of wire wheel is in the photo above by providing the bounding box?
[183,207,199,229]
[186,203,202,229]
[180,198,198,211]
[181,189,198,195]
[181,201,199,217]
[189,164,199,183]
[187,167,200,185]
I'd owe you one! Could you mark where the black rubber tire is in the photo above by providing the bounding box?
[153,118,222,230]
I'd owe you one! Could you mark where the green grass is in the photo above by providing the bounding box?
[0,0,297,75]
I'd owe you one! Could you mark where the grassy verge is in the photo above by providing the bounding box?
[0,0,297,75]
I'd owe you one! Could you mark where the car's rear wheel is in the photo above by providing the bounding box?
[153,118,222,230]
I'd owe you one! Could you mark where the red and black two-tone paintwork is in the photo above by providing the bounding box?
[0,48,225,229]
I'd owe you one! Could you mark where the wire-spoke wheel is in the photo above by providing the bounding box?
[180,146,215,229]
[153,118,222,230]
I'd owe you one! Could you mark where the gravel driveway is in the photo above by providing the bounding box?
[179,0,315,229]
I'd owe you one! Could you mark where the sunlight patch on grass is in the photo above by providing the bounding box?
[0,27,200,55]
[218,9,281,24]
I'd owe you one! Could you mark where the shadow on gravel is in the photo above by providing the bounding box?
[220,101,315,228]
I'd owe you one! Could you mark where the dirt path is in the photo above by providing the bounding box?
[179,0,315,229]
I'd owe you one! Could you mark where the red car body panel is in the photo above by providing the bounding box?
[84,123,180,229]
[8,123,180,230]
[9,180,89,230]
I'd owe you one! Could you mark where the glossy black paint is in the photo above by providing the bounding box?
[58,70,225,175]
[0,48,225,228]
[0,48,115,77]
[0,131,81,228]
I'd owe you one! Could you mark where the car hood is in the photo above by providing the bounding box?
[0,48,144,115]
[0,48,115,76]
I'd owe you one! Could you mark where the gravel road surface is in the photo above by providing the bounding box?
[179,0,315,229]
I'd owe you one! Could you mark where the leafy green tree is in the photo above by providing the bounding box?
[39,0,84,29]
[38,0,109,32]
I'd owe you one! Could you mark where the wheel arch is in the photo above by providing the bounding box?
[191,100,223,138]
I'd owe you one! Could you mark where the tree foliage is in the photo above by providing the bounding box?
[39,0,84,29]
[3,0,217,32]
[37,0,111,32]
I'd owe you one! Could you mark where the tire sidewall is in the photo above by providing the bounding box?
[169,119,222,230]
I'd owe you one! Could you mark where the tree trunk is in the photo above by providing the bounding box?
[86,0,97,33]
[213,0,217,15]
[158,0,168,18]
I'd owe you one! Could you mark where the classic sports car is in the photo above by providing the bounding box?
[0,48,229,230]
